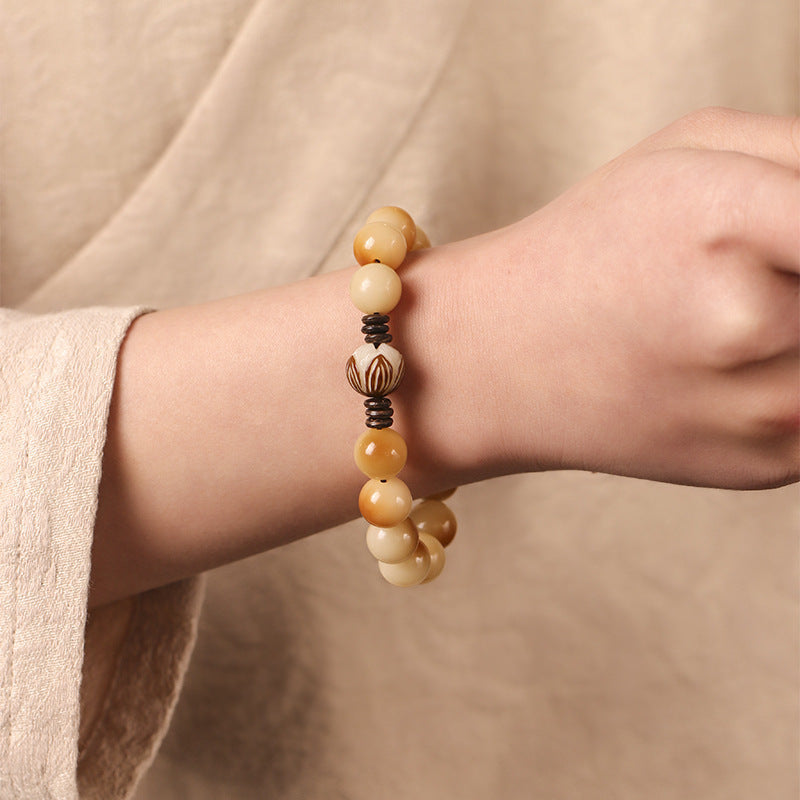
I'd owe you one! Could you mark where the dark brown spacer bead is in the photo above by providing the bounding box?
[364,396,392,410]
[364,396,393,429]
[365,333,392,345]
[366,416,393,429]
[361,313,392,346]
[364,407,393,419]
[362,314,390,327]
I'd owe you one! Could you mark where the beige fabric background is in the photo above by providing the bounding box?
[2,0,798,797]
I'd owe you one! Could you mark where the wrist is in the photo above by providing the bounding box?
[391,229,534,490]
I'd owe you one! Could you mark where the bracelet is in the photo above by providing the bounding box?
[347,207,458,587]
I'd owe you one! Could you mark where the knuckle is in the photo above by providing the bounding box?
[666,107,741,145]
[702,299,767,368]
[696,158,760,249]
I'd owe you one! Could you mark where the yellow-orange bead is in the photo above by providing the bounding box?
[349,263,402,314]
[418,532,446,583]
[411,227,431,250]
[366,206,417,249]
[354,428,407,479]
[378,540,431,587]
[354,221,408,268]
[425,487,456,501]
[359,477,412,527]
[409,499,457,548]
[366,519,418,564]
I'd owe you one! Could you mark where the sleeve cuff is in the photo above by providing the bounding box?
[0,306,204,799]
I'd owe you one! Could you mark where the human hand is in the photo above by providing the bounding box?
[472,108,799,489]
[92,109,797,605]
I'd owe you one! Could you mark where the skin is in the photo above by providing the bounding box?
[90,108,799,609]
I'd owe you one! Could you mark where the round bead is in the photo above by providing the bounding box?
[378,540,431,587]
[354,221,408,268]
[366,207,417,249]
[354,428,407,478]
[349,263,402,314]
[425,487,456,501]
[409,499,457,548]
[366,518,418,564]
[411,227,431,250]
[418,532,446,583]
[346,342,405,396]
[359,477,412,527]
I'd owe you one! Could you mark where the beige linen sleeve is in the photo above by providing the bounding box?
[0,306,204,800]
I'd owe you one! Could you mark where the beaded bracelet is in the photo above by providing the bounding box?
[347,207,458,587]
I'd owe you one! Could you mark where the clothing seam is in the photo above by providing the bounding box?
[4,325,58,773]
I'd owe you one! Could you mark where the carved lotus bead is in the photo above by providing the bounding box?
[346,343,405,397]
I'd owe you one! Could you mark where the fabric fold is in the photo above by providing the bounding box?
[19,0,470,313]
[77,578,205,800]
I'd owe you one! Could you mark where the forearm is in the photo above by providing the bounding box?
[91,233,511,606]
[92,109,800,606]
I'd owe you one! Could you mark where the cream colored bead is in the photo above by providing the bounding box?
[366,206,417,249]
[411,227,431,250]
[349,263,402,314]
[378,540,431,587]
[354,428,407,478]
[354,221,408,268]
[366,518,418,564]
[346,342,405,396]
[425,487,456,501]
[409,499,457,548]
[359,477,412,527]
[418,532,446,583]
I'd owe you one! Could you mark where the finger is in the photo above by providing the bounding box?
[712,151,800,274]
[712,351,799,444]
[641,108,800,171]
[765,271,800,357]
[725,267,800,364]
